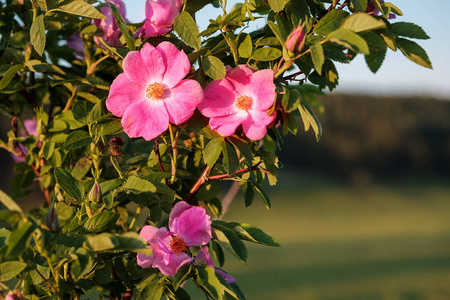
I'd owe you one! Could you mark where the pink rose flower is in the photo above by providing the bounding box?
[140,0,183,38]
[137,201,212,276]
[366,0,396,19]
[94,0,129,47]
[285,25,306,54]
[195,247,236,284]
[106,42,203,141]
[198,65,276,141]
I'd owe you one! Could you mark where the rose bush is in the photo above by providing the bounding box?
[0,0,431,299]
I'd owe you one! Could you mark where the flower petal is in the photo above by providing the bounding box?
[249,69,276,111]
[225,65,253,96]
[194,247,214,268]
[122,43,165,84]
[139,225,158,242]
[209,110,248,137]
[215,269,236,284]
[163,80,203,124]
[145,0,180,26]
[242,110,275,140]
[141,21,172,38]
[121,100,169,141]
[169,203,211,246]
[106,73,146,117]
[157,42,191,88]
[198,79,239,118]
[155,252,193,276]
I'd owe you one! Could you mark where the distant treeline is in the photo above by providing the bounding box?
[279,94,450,183]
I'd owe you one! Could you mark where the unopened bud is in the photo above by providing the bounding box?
[44,204,60,232]
[88,182,102,203]
[285,25,306,55]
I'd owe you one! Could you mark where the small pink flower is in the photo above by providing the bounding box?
[12,119,38,163]
[285,25,306,54]
[137,201,212,276]
[195,247,236,284]
[67,34,84,59]
[366,0,396,19]
[198,65,276,141]
[140,0,183,38]
[94,0,129,47]
[106,42,203,141]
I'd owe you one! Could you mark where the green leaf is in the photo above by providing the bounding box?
[54,168,82,200]
[361,31,387,73]
[212,223,248,263]
[5,219,35,258]
[251,47,282,61]
[0,261,27,281]
[35,0,47,11]
[64,130,92,149]
[282,87,301,112]
[244,183,254,207]
[221,140,239,175]
[174,11,201,50]
[251,182,271,209]
[173,264,192,290]
[135,275,164,300]
[203,55,226,80]
[314,9,349,36]
[350,0,368,11]
[0,64,23,90]
[341,13,386,33]
[9,31,30,48]
[234,223,280,247]
[123,176,157,194]
[298,100,322,141]
[0,189,23,212]
[395,37,432,69]
[84,211,120,233]
[204,138,223,168]
[327,28,369,54]
[30,14,46,56]
[238,34,253,58]
[268,0,285,13]
[310,42,325,75]
[73,100,94,125]
[267,21,285,45]
[84,233,119,252]
[56,0,106,19]
[107,2,135,50]
[391,22,430,40]
[196,266,223,300]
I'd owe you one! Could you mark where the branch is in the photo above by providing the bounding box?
[183,165,210,203]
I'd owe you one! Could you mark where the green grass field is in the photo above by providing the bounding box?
[191,172,450,300]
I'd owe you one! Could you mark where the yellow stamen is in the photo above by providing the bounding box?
[146,82,164,99]
[235,95,253,110]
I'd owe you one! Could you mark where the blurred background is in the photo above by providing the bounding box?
[2,0,450,299]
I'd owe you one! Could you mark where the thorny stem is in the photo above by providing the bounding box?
[154,139,165,173]
[35,267,56,296]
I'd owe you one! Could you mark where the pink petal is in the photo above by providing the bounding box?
[122,43,165,84]
[157,42,191,88]
[215,269,236,284]
[155,252,193,276]
[169,204,211,246]
[163,80,203,124]
[121,100,169,141]
[145,0,180,26]
[141,21,172,38]
[139,225,159,242]
[225,65,253,96]
[209,110,248,137]
[242,110,275,140]
[137,252,156,269]
[169,201,192,228]
[198,79,239,118]
[249,69,276,111]
[194,247,214,268]
[106,73,146,117]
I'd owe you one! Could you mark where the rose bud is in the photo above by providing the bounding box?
[285,25,306,55]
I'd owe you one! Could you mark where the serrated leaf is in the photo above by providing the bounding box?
[56,0,106,19]
[327,28,369,54]
[35,0,47,11]
[203,55,226,80]
[54,168,82,200]
[30,14,46,56]
[64,130,92,149]
[123,176,157,194]
[341,13,386,33]
[244,183,254,207]
[361,31,387,73]
[84,233,118,252]
[268,0,285,12]
[84,211,120,233]
[0,261,27,281]
[238,34,252,58]
[135,275,164,300]
[314,9,349,36]
[251,182,271,209]
[235,223,280,247]
[351,0,368,11]
[298,100,322,141]
[396,38,432,69]
[0,64,23,90]
[107,2,135,50]
[204,138,223,168]
[174,11,201,50]
[221,140,239,175]
[310,42,325,75]
[213,223,248,263]
[251,47,281,61]
[391,22,430,40]
[196,266,223,300]
[173,264,191,290]
[0,189,22,213]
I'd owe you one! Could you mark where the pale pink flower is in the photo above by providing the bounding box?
[137,201,212,276]
[94,0,129,47]
[140,0,183,38]
[195,247,236,284]
[106,42,203,141]
[198,65,276,141]
[366,0,396,19]
[285,25,306,54]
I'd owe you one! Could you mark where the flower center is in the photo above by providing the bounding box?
[235,95,253,110]
[170,236,187,254]
[146,82,165,100]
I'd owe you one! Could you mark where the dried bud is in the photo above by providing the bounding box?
[285,25,306,55]
[88,182,102,203]
[44,204,60,232]
[109,137,125,156]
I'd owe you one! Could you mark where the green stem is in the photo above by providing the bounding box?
[128,206,142,230]
[110,156,123,179]
[169,124,177,183]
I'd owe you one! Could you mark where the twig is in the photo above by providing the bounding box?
[153,139,165,173]
[183,166,211,203]
[219,182,240,220]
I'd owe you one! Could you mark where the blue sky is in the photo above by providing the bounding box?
[125,0,449,98]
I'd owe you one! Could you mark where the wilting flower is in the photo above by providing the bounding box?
[106,42,203,141]
[137,201,212,276]
[195,247,236,284]
[140,0,183,38]
[198,65,276,141]
[285,25,306,54]
[94,0,129,47]
[366,0,396,19]
[12,119,38,163]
